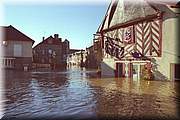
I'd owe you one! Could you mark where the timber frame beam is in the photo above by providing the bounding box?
[100,12,163,34]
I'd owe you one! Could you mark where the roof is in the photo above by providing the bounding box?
[86,45,93,50]
[33,35,63,49]
[98,0,180,33]
[100,0,158,31]
[41,36,62,45]
[69,49,83,54]
[2,25,35,44]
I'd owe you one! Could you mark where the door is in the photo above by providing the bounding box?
[128,63,133,78]
[174,64,180,80]
[133,64,141,80]
[171,64,180,80]
[116,63,125,77]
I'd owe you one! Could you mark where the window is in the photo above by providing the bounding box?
[49,59,52,63]
[42,50,45,55]
[2,41,8,46]
[48,49,52,54]
[14,44,22,57]
[41,58,45,63]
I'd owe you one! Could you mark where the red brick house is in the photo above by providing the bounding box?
[1,25,35,70]
[33,34,69,69]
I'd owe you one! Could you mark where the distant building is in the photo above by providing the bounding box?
[96,0,180,80]
[33,34,69,69]
[67,49,86,68]
[69,49,82,54]
[93,37,102,69]
[85,45,99,69]
[1,25,35,70]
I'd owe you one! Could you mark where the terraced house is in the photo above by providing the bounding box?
[1,25,35,70]
[95,0,180,80]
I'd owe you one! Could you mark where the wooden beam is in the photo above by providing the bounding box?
[102,14,160,33]
[159,18,163,57]
[150,22,153,55]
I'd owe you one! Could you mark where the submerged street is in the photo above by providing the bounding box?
[2,0,180,120]
[2,68,180,120]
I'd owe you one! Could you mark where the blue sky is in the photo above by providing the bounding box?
[4,3,109,49]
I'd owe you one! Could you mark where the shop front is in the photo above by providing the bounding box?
[115,60,152,80]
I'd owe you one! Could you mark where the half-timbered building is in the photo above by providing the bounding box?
[96,0,180,80]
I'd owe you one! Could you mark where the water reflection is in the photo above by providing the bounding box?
[89,77,179,119]
[2,68,180,119]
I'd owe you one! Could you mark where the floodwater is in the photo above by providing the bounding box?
[2,67,180,120]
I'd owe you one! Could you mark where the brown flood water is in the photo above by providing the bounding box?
[2,68,180,119]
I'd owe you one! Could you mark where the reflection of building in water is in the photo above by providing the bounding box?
[33,34,69,69]
[1,25,35,70]
[94,0,180,80]
[91,78,178,119]
[67,49,86,68]
[4,70,69,117]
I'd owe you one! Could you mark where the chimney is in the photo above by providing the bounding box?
[54,34,59,40]
[59,38,62,42]
[42,37,45,41]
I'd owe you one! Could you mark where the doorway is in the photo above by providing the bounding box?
[132,64,141,80]
[132,63,147,80]
[171,63,180,80]
[115,63,125,77]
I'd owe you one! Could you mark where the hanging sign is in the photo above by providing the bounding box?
[105,37,124,59]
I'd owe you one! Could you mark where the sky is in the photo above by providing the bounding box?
[3,1,109,49]
[3,0,179,49]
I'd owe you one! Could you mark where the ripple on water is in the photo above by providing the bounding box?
[3,69,180,120]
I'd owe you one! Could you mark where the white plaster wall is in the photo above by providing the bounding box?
[155,16,180,80]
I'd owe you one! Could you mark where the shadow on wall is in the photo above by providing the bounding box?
[151,58,168,80]
[100,61,115,78]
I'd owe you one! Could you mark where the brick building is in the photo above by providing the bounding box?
[33,34,69,69]
[1,25,34,70]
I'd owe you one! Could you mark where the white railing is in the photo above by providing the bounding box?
[0,58,15,69]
